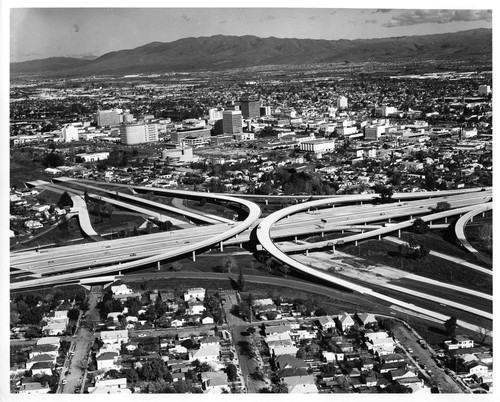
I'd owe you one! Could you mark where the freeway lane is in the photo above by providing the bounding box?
[11,224,230,276]
[11,183,261,290]
[256,193,493,333]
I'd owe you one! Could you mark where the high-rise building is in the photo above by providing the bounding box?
[337,96,348,109]
[96,110,121,127]
[119,123,159,145]
[209,108,224,121]
[222,110,243,134]
[61,125,79,142]
[240,99,260,119]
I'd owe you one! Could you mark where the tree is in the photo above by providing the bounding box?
[221,255,237,274]
[237,269,246,292]
[226,364,238,382]
[271,382,289,393]
[378,186,394,203]
[57,191,73,209]
[435,201,451,212]
[412,218,429,234]
[444,316,458,337]
[67,308,80,321]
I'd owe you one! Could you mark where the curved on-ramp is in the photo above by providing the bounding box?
[11,185,261,290]
[455,204,492,265]
[256,192,493,330]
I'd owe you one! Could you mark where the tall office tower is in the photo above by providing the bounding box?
[337,96,348,109]
[240,99,260,119]
[119,123,159,145]
[222,110,243,134]
[209,107,224,121]
[62,125,79,142]
[95,109,121,127]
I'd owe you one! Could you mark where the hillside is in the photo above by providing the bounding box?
[11,29,492,76]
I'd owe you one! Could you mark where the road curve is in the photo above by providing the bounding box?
[455,204,493,265]
[11,182,261,290]
[256,192,492,331]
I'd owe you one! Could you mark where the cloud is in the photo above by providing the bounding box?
[220,20,227,24]
[365,19,377,24]
[308,16,318,21]
[383,9,492,27]
[265,15,276,21]
[182,14,191,22]
[73,24,79,32]
[373,9,392,14]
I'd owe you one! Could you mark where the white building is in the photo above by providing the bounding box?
[119,123,159,145]
[76,152,109,162]
[100,329,129,344]
[208,107,224,121]
[62,125,79,142]
[183,288,206,302]
[337,96,348,109]
[111,284,132,296]
[299,139,335,154]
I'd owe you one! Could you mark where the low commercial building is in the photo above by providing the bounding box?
[299,139,335,154]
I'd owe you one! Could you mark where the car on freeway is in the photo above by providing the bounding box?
[138,333,146,337]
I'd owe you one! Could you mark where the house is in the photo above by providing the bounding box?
[289,383,319,393]
[444,335,475,350]
[31,361,54,376]
[100,329,129,344]
[187,301,206,316]
[42,320,67,336]
[189,346,220,363]
[355,312,377,327]
[168,342,188,355]
[389,368,417,381]
[265,324,292,336]
[380,353,405,364]
[18,383,51,394]
[465,361,488,377]
[26,353,55,369]
[88,378,131,394]
[97,343,121,357]
[275,355,308,370]
[476,352,493,364]
[201,371,230,393]
[317,316,336,330]
[183,288,205,302]
[171,372,186,383]
[170,318,186,328]
[96,351,121,371]
[277,367,315,387]
[200,313,214,325]
[379,362,407,374]
[36,336,61,346]
[322,351,336,363]
[111,284,132,296]
[337,312,355,332]
[29,344,59,359]
[200,335,220,348]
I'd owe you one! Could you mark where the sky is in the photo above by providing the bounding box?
[8,1,494,63]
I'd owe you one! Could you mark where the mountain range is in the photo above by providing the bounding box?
[11,29,492,76]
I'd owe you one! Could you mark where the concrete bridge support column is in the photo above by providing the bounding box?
[482,212,485,218]
[332,245,336,254]
[355,240,358,246]
[378,235,381,240]
[470,216,474,222]
[294,236,297,243]
[220,242,224,252]
[157,261,161,271]
[445,217,448,223]
[398,229,401,238]
[305,250,309,256]
[321,232,324,238]
[265,199,268,206]
[192,251,196,262]
[388,218,391,223]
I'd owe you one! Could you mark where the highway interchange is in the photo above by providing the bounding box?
[11,179,492,334]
